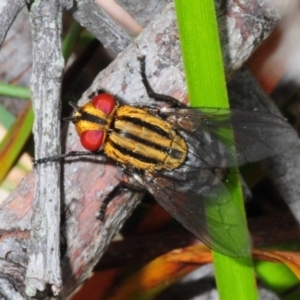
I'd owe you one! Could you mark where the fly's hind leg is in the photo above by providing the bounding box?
[97,179,145,221]
[97,183,122,221]
[138,56,183,108]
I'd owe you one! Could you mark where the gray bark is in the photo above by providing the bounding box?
[27,0,64,296]
[69,0,132,54]
[0,0,25,48]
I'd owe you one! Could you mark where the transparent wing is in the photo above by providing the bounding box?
[134,108,295,256]
[140,167,251,257]
[164,108,297,167]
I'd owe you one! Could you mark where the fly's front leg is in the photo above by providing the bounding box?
[33,150,104,166]
[138,56,182,109]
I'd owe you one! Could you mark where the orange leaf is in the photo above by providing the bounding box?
[107,244,212,300]
[0,102,33,183]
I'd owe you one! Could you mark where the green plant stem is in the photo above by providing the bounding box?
[174,1,258,299]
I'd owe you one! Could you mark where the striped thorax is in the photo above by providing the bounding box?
[105,105,187,172]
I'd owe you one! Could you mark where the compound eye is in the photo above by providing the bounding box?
[92,93,115,115]
[80,130,104,151]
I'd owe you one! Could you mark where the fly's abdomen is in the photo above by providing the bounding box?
[104,105,187,172]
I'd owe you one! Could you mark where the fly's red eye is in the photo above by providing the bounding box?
[80,130,104,151]
[92,93,115,115]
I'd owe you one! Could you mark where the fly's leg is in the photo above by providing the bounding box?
[138,56,183,108]
[97,183,122,221]
[97,179,145,221]
[33,150,104,166]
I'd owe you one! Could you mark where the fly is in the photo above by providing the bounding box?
[34,56,297,257]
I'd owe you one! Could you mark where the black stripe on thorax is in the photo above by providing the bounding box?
[110,141,161,164]
[81,111,107,125]
[114,129,169,153]
[118,116,170,139]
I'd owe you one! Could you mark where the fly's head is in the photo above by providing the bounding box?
[66,93,116,151]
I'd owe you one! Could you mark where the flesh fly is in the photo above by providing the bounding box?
[35,56,297,257]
